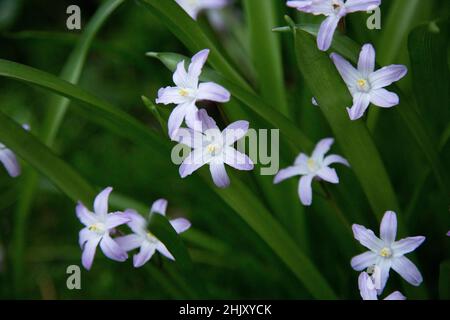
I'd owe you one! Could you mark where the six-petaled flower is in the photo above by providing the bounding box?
[116,199,191,267]
[156,49,230,138]
[174,109,254,188]
[274,138,349,206]
[331,43,407,120]
[351,211,425,293]
[76,187,131,270]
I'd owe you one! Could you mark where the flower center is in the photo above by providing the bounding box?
[307,158,319,172]
[379,247,392,258]
[179,88,190,97]
[356,78,371,92]
[207,144,221,156]
[88,222,106,234]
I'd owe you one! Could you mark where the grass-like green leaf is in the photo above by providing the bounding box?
[243,0,289,115]
[0,59,165,150]
[408,21,449,137]
[208,172,337,299]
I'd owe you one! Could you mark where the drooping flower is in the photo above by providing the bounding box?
[176,0,229,20]
[351,211,426,293]
[287,0,381,51]
[76,187,130,270]
[331,44,407,120]
[358,272,406,300]
[115,199,191,268]
[0,124,30,178]
[156,49,230,138]
[447,230,450,237]
[174,109,254,188]
[273,138,349,206]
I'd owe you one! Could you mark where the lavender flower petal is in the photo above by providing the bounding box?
[380,211,397,244]
[187,49,209,86]
[316,167,339,183]
[173,60,189,88]
[82,236,101,270]
[384,291,406,300]
[105,212,130,229]
[312,138,334,160]
[322,154,350,167]
[347,92,371,120]
[391,256,423,286]
[93,187,113,217]
[170,218,191,234]
[274,166,306,184]
[369,65,408,89]
[133,242,156,268]
[168,103,190,138]
[223,120,249,146]
[330,52,361,86]
[358,272,378,300]
[351,251,378,271]
[197,108,218,132]
[298,174,314,206]
[317,15,340,51]
[352,224,384,252]
[0,148,20,177]
[197,82,231,103]
[115,234,142,252]
[345,0,381,13]
[79,227,93,248]
[156,242,175,261]
[76,202,96,227]
[223,147,254,171]
[151,199,168,215]
[100,235,128,262]
[392,236,426,257]
[370,88,399,108]
[209,161,230,188]
[156,86,188,105]
[180,149,210,178]
[358,44,375,77]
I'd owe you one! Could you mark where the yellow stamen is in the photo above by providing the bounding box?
[357,79,367,88]
[179,89,189,97]
[307,158,318,171]
[379,247,392,258]
[207,144,218,154]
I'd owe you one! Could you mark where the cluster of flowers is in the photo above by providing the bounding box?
[0,0,445,300]
[283,0,424,301]
[76,187,191,270]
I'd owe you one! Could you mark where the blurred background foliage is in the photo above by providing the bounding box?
[0,0,448,299]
